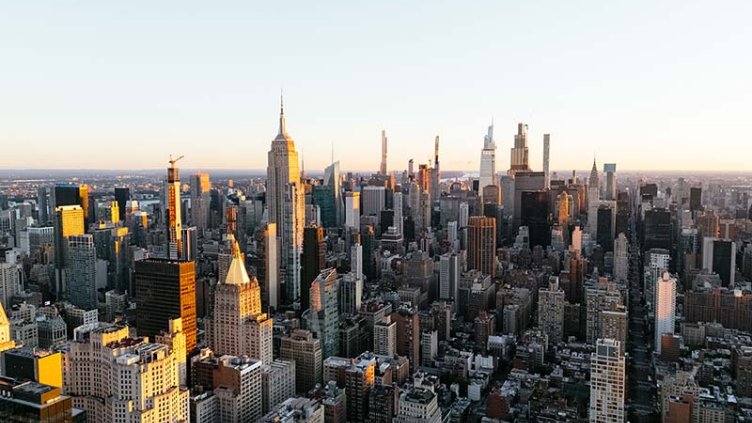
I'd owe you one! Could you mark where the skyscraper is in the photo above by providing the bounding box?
[373,315,397,356]
[702,238,736,287]
[304,268,340,359]
[134,258,197,351]
[543,133,551,190]
[479,123,497,200]
[655,272,676,354]
[431,135,440,202]
[439,252,459,302]
[165,156,184,260]
[279,329,323,393]
[338,272,363,315]
[114,187,129,222]
[613,233,629,283]
[589,338,626,423]
[587,159,600,235]
[301,225,325,312]
[190,172,211,233]
[380,129,388,176]
[468,216,496,278]
[54,205,85,298]
[65,234,97,310]
[267,98,304,304]
[345,191,360,229]
[603,163,617,201]
[264,223,280,310]
[324,160,342,226]
[206,239,273,364]
[509,123,531,176]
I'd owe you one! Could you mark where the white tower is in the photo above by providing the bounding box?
[654,272,676,353]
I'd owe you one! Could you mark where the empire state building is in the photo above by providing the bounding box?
[267,97,305,304]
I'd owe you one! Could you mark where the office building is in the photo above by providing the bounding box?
[589,338,626,423]
[134,258,197,351]
[603,163,616,201]
[280,329,323,393]
[479,123,497,201]
[467,216,496,278]
[391,305,420,371]
[0,379,74,422]
[304,268,340,359]
[261,360,296,414]
[0,263,21,311]
[0,303,16,353]
[509,123,531,176]
[338,272,363,315]
[192,352,264,422]
[206,240,273,364]
[301,226,325,311]
[596,203,615,252]
[54,205,84,297]
[689,187,702,212]
[267,98,305,304]
[3,348,63,388]
[520,190,550,248]
[345,191,360,229]
[264,223,280,310]
[587,159,600,235]
[655,272,677,354]
[65,234,97,311]
[702,238,736,287]
[439,253,460,302]
[362,185,386,225]
[613,233,629,283]
[114,187,129,221]
[190,173,211,233]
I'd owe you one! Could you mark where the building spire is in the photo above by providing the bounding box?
[278,92,287,136]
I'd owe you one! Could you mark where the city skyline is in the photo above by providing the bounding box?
[2,1,751,171]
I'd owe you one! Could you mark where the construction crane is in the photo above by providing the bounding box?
[169,154,184,168]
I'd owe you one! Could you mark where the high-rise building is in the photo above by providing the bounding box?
[393,191,404,236]
[520,190,550,248]
[114,187,129,222]
[190,172,211,233]
[596,203,615,252]
[2,348,63,388]
[538,277,565,344]
[338,272,363,315]
[304,268,340,359]
[206,240,273,364]
[264,223,280,310]
[601,306,628,351]
[655,272,677,354]
[479,123,497,202]
[467,216,496,278]
[373,315,397,356]
[65,323,189,423]
[689,187,702,212]
[301,226,325,311]
[362,186,386,226]
[585,280,623,344]
[53,183,89,228]
[37,187,49,224]
[191,352,264,422]
[439,253,460,302]
[603,163,617,201]
[543,134,551,190]
[345,191,360,229]
[392,305,420,371]
[165,156,184,260]
[54,205,84,297]
[587,159,600,235]
[261,360,296,414]
[613,233,629,283]
[702,238,736,287]
[279,329,323,393]
[267,97,304,304]
[431,135,441,203]
[380,129,388,176]
[589,338,626,423]
[324,160,342,226]
[134,258,197,351]
[345,355,376,423]
[0,263,21,310]
[509,123,530,176]
[65,234,97,310]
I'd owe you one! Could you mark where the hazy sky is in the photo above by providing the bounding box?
[1,1,750,172]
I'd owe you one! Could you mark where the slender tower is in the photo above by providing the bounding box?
[166,155,184,260]
[431,135,440,202]
[543,134,550,190]
[479,123,497,197]
[380,130,388,175]
[267,96,304,304]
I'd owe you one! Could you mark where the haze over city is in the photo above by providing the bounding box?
[2,0,751,171]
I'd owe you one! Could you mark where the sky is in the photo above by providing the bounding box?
[1,1,751,172]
